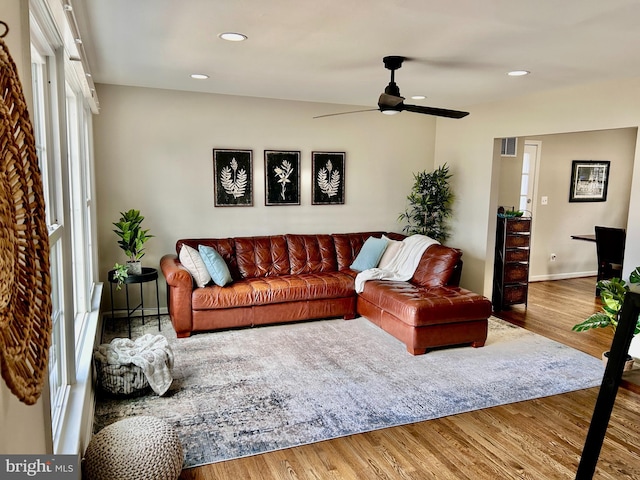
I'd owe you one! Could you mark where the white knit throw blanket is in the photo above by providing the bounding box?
[95,334,174,395]
[354,234,439,293]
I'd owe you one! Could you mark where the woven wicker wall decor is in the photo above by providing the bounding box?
[0,37,52,405]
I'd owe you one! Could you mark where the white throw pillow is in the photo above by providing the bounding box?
[378,236,404,269]
[179,245,211,288]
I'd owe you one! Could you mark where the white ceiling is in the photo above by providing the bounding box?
[74,0,640,113]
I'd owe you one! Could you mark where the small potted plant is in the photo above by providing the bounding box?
[112,209,153,275]
[572,267,640,371]
[112,262,129,290]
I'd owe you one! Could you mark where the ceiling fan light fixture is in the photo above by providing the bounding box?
[219,32,247,42]
[381,109,400,116]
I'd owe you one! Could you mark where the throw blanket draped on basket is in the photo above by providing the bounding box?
[95,334,174,395]
[355,234,439,293]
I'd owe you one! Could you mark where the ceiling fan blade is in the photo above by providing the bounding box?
[313,108,379,119]
[402,103,469,119]
[378,93,404,108]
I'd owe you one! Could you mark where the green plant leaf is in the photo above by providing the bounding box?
[572,313,614,332]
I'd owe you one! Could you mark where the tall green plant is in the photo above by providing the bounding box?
[398,164,454,242]
[113,209,153,262]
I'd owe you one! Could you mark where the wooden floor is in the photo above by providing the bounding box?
[180,277,640,480]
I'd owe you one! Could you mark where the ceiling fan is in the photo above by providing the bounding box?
[314,56,469,119]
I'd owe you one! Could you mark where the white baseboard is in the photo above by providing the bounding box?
[529,271,597,282]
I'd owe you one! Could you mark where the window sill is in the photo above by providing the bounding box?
[53,282,102,455]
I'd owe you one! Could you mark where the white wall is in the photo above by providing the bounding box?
[434,77,640,297]
[0,0,51,455]
[93,84,437,308]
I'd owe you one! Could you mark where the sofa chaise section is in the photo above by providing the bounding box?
[356,244,492,354]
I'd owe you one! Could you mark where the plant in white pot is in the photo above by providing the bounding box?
[572,267,640,371]
[113,209,153,275]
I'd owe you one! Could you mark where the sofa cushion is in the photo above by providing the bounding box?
[350,236,388,271]
[286,234,337,274]
[333,232,386,270]
[359,281,492,327]
[191,272,354,309]
[378,236,404,269]
[198,245,233,286]
[179,245,211,288]
[235,236,290,278]
[410,244,462,287]
[178,238,240,280]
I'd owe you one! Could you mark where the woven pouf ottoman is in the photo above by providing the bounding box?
[83,416,183,480]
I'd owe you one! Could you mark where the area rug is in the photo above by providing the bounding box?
[94,315,604,469]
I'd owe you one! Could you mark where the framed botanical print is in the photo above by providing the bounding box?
[569,160,610,202]
[264,150,301,206]
[312,151,345,205]
[213,149,253,206]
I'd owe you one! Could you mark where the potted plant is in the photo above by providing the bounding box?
[112,262,129,290]
[398,163,454,243]
[113,209,153,275]
[572,267,640,371]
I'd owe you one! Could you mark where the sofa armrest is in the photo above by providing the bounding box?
[160,254,194,337]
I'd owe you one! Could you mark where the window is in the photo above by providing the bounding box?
[30,0,101,453]
[501,137,517,157]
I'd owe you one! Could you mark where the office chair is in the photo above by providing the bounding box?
[594,226,626,295]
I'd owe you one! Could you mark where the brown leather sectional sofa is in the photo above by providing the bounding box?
[159,231,492,355]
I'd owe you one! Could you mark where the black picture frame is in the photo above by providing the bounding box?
[213,149,253,206]
[569,160,610,202]
[312,151,345,205]
[264,150,301,206]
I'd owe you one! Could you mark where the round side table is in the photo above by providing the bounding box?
[108,267,160,338]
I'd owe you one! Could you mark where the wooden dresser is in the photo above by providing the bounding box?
[492,213,531,311]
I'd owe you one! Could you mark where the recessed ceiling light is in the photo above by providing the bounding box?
[411,95,426,100]
[190,74,209,80]
[219,32,247,42]
[507,70,530,77]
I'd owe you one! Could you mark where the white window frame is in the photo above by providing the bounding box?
[30,0,102,455]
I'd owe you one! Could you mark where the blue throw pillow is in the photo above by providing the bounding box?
[198,245,233,286]
[350,236,389,272]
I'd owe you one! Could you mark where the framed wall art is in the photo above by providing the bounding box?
[569,160,610,202]
[213,149,253,206]
[264,150,301,206]
[312,151,345,205]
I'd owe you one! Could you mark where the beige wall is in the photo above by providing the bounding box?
[93,84,437,308]
[526,128,635,279]
[0,0,51,455]
[434,77,640,297]
[496,138,525,209]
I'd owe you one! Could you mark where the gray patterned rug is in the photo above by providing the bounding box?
[94,315,604,469]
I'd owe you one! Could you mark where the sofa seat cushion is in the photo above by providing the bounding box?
[359,281,492,327]
[192,272,355,310]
